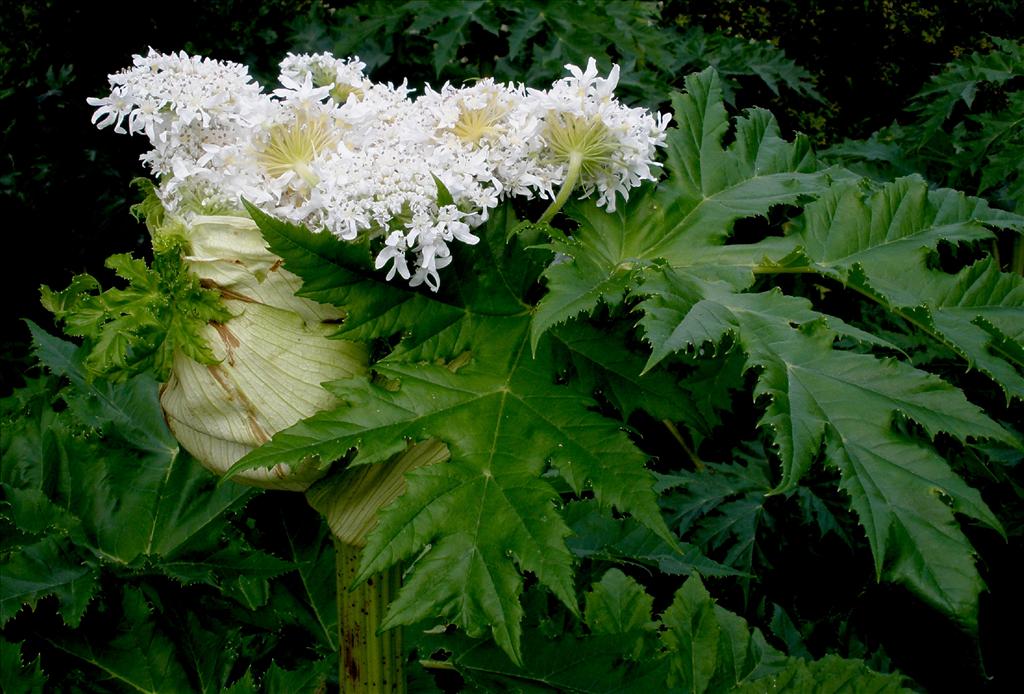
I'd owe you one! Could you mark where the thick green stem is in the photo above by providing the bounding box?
[311,441,449,692]
[336,539,404,694]
[537,151,584,225]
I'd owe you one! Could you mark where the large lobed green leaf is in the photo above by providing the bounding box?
[533,67,1023,632]
[1,326,254,629]
[637,272,1012,628]
[531,67,834,348]
[230,206,672,664]
[53,588,196,693]
[1,337,339,690]
[776,175,1024,401]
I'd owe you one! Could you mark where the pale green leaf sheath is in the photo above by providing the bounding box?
[159,215,368,490]
[228,208,671,664]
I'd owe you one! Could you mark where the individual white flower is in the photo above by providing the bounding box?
[272,72,334,111]
[87,86,134,133]
[375,230,412,281]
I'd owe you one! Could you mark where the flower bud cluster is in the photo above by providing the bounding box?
[89,50,669,290]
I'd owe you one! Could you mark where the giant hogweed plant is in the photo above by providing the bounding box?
[2,48,1022,692]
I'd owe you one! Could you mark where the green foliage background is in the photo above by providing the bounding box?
[2,2,1023,692]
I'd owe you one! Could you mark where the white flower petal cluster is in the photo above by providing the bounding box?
[279,52,370,105]
[526,57,672,212]
[90,51,669,290]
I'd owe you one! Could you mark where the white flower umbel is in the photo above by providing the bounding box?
[528,58,671,221]
[417,79,556,215]
[88,48,268,169]
[89,51,670,292]
[315,139,482,291]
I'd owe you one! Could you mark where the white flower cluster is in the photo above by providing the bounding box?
[89,50,669,290]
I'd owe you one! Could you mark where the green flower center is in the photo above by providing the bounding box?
[257,113,335,187]
[452,99,508,145]
[536,113,619,224]
[310,66,364,104]
[544,113,617,179]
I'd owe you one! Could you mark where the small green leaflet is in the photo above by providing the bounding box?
[0,638,46,694]
[563,499,736,578]
[40,236,231,381]
[908,37,1024,143]
[0,536,98,628]
[671,26,823,104]
[230,205,672,664]
[549,321,704,425]
[406,0,500,76]
[431,172,455,208]
[655,451,776,578]
[162,611,245,694]
[584,569,657,661]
